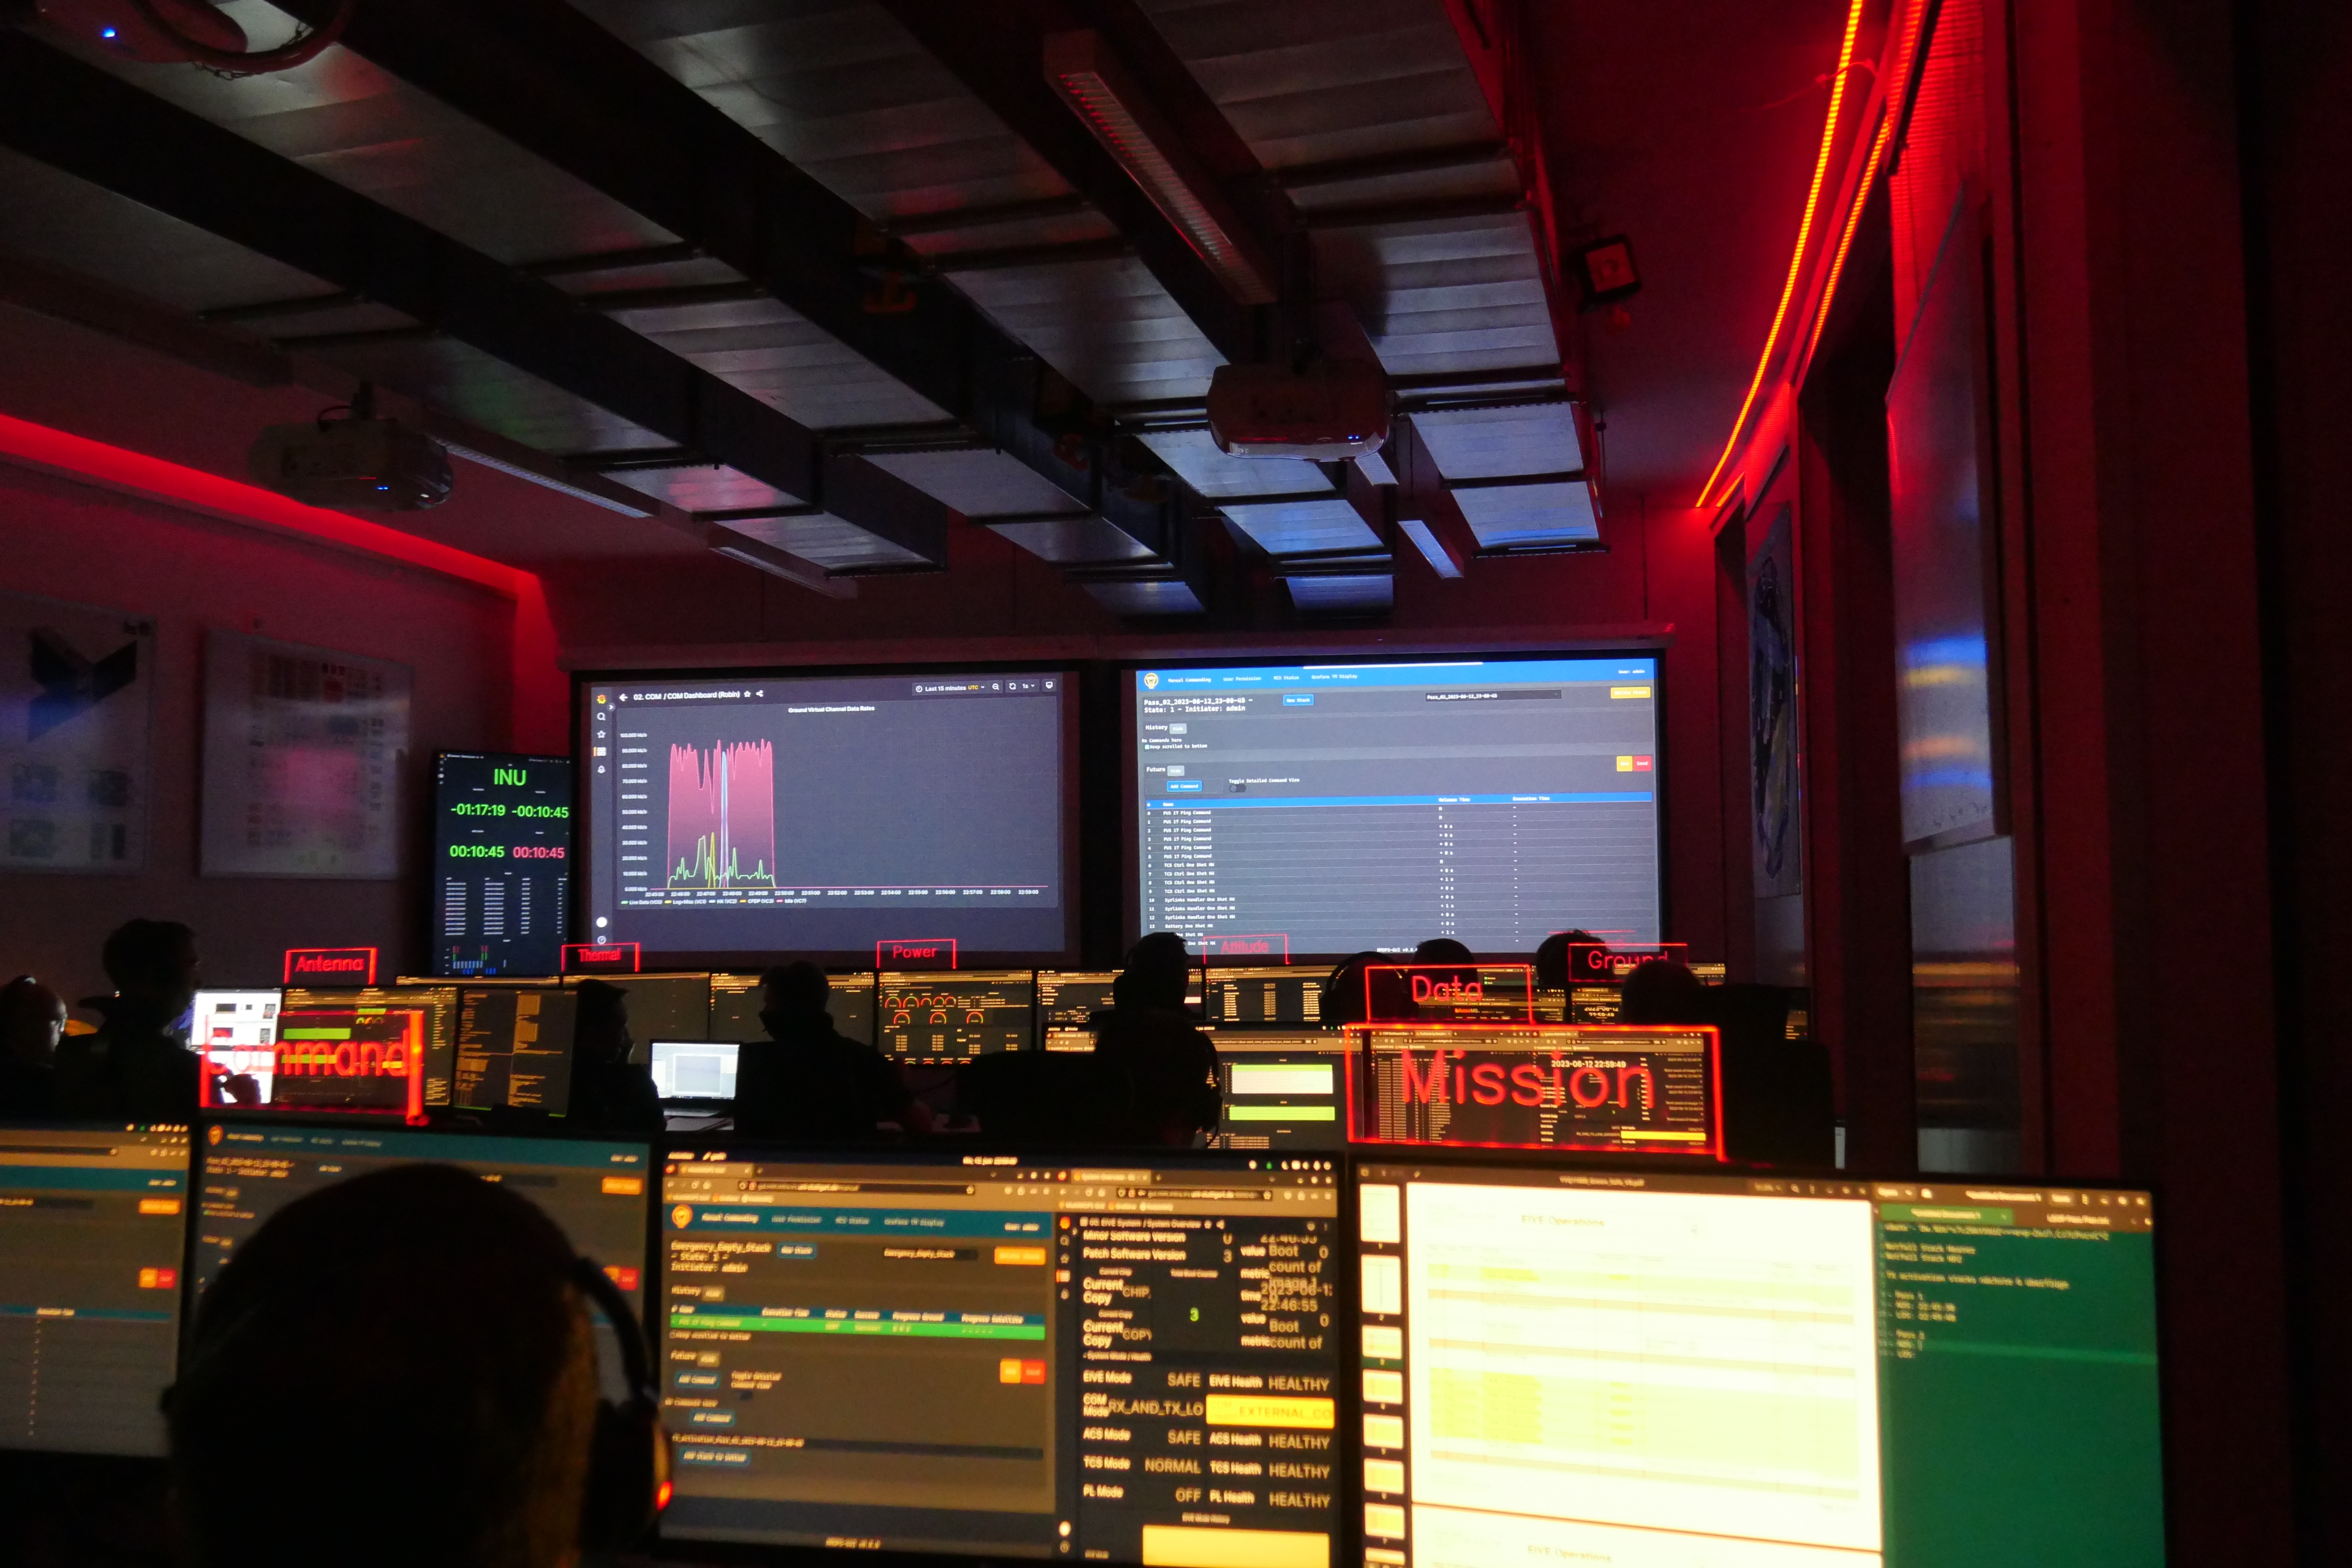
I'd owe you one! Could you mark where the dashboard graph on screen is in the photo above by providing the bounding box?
[666,739,778,893]
[584,671,1074,964]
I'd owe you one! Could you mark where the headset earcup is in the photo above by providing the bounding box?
[579,1396,665,1550]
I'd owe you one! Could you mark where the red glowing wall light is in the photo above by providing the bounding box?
[0,410,526,595]
[1042,29,1277,307]
[1696,0,1872,508]
[561,942,641,974]
[282,946,379,986]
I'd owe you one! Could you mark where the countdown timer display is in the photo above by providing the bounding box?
[432,752,573,977]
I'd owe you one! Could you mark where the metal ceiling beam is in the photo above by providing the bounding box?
[272,0,1178,562]
[870,0,1268,363]
[0,33,952,569]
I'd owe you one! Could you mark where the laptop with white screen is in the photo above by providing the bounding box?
[648,1039,739,1104]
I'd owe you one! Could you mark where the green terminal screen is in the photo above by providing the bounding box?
[1877,1188,2165,1567]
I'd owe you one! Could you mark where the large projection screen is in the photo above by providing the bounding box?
[582,669,1077,967]
[1126,655,1662,959]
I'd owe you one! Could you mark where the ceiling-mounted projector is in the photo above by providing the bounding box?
[249,400,453,512]
[1206,360,1391,459]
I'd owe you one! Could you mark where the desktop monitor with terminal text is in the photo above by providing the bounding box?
[1354,1156,2165,1568]
[0,1124,189,1457]
[455,987,579,1113]
[1355,1022,1721,1157]
[658,1149,1343,1562]
[1033,969,1118,1051]
[564,971,711,1055]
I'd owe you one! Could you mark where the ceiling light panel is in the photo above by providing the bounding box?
[1450,481,1597,549]
[1043,29,1278,306]
[1409,402,1583,478]
[1218,497,1381,555]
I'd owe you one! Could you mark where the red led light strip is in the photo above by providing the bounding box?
[1696,0,1872,508]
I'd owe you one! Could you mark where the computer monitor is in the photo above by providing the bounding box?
[657,1150,1343,1561]
[580,669,1079,967]
[279,985,459,1109]
[455,987,578,1113]
[1205,1032,1349,1150]
[1204,965,1327,1028]
[1127,655,1662,959]
[0,1123,189,1457]
[1354,1158,2165,1568]
[564,972,710,1055]
[650,1039,739,1104]
[431,750,574,978]
[195,1123,652,1396]
[1033,969,1117,1051]
[875,970,1036,1064]
[710,971,876,1046]
[189,988,282,1098]
[1355,1022,1721,1157]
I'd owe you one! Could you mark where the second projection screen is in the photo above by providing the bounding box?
[584,672,1071,962]
[1132,657,1661,956]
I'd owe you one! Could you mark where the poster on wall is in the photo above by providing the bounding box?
[200,631,410,879]
[1748,504,1803,897]
[0,590,154,873]
[1888,192,2003,850]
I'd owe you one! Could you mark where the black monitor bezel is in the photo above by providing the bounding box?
[574,663,1085,971]
[1117,649,1669,965]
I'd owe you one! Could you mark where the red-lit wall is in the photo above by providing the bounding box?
[0,460,519,1003]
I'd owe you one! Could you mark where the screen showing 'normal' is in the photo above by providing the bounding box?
[1133,658,1660,959]
[584,673,1073,965]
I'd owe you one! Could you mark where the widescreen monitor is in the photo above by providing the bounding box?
[581,670,1077,967]
[658,1150,1343,1561]
[710,971,876,1046]
[454,987,578,1113]
[432,750,573,978]
[1128,657,1661,959]
[279,985,459,1109]
[875,970,1036,1064]
[1205,1033,1349,1150]
[650,1038,739,1103]
[562,971,710,1054]
[195,1123,651,1395]
[0,1124,189,1457]
[1205,966,1327,1028]
[1354,1158,2165,1568]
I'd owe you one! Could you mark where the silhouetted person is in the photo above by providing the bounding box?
[1091,935,1219,1145]
[1412,937,1476,965]
[0,975,64,1117]
[55,919,202,1120]
[1619,958,1708,1024]
[736,963,927,1140]
[565,980,662,1134]
[168,1165,621,1568]
[1533,930,1604,991]
[1320,951,1384,1028]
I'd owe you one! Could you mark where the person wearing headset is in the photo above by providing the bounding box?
[165,1163,669,1568]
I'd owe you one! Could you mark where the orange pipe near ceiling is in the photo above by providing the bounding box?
[1695,0,1871,509]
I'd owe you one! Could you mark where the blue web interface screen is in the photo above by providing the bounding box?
[1133,658,1662,957]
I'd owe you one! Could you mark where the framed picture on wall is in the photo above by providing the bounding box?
[1748,504,1803,897]
[0,590,155,873]
[199,631,411,879]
